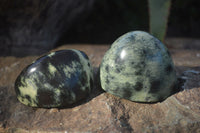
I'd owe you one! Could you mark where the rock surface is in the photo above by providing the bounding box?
[0,44,200,132]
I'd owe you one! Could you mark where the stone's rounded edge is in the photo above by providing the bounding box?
[14,62,39,107]
[66,49,94,104]
[15,49,94,108]
[100,31,177,103]
[71,49,94,90]
[111,31,153,48]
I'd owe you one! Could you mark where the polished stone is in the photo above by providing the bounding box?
[100,31,177,102]
[15,49,93,108]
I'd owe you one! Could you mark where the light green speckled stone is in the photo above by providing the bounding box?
[100,31,177,102]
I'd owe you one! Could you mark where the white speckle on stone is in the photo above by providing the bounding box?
[184,70,200,74]
[44,83,53,89]
[181,76,188,80]
[30,67,37,73]
[105,102,111,111]
[48,52,55,57]
[120,49,126,59]
[196,53,200,57]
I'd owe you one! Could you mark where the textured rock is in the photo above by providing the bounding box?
[0,0,96,56]
[100,31,177,102]
[15,50,93,108]
[0,43,200,132]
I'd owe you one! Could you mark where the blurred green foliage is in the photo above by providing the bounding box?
[148,0,171,42]
[59,0,200,44]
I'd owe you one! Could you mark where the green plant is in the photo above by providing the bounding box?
[148,0,171,42]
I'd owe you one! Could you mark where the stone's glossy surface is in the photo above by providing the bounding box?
[100,31,177,102]
[15,49,93,108]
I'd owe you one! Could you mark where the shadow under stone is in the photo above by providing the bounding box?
[65,65,200,106]
[55,67,104,109]
[160,66,200,103]
[10,66,200,109]
[175,66,200,89]
[113,65,200,104]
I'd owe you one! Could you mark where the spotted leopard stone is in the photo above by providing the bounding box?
[100,31,177,102]
[15,49,93,108]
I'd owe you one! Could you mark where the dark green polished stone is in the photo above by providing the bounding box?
[15,49,93,108]
[100,31,177,102]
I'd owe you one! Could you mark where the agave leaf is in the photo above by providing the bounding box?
[148,0,171,42]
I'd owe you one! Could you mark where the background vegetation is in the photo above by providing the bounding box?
[0,0,199,56]
[59,0,200,45]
